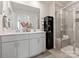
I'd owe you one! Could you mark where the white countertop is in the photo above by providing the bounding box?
[0,31,45,36]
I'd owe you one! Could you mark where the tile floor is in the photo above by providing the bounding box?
[61,45,79,58]
[33,49,72,58]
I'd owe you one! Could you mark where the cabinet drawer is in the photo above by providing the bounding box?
[16,34,28,40]
[29,34,40,38]
[1,34,29,42]
[29,33,45,39]
[30,33,45,38]
[1,35,16,42]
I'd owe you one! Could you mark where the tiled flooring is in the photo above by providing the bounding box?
[33,49,72,58]
[61,45,79,58]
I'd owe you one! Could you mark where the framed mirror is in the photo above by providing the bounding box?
[9,1,40,32]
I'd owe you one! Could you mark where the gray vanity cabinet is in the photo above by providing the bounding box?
[0,34,30,58]
[0,32,46,58]
[1,40,30,58]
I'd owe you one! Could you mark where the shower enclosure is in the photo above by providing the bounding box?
[56,1,79,56]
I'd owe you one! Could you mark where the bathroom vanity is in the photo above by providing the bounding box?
[0,31,46,58]
[0,1,46,58]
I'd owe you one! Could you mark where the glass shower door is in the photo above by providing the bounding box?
[60,2,79,56]
[74,10,79,55]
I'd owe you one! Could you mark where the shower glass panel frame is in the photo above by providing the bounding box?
[60,9,74,48]
[55,2,79,56]
[74,8,79,56]
[60,1,79,56]
[61,7,76,53]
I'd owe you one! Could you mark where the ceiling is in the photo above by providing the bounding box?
[40,1,72,8]
[23,1,72,9]
[55,1,72,7]
[39,1,53,4]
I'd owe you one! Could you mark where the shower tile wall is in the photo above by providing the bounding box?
[55,4,62,38]
[76,13,79,48]
[56,11,62,38]
[76,22,79,48]
[0,2,2,14]
[63,10,73,45]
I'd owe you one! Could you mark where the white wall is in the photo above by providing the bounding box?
[49,2,55,17]
[39,2,49,30]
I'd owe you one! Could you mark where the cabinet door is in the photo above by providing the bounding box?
[30,38,39,57]
[41,38,46,52]
[17,39,29,58]
[2,42,17,58]
[38,38,43,53]
[39,38,46,53]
